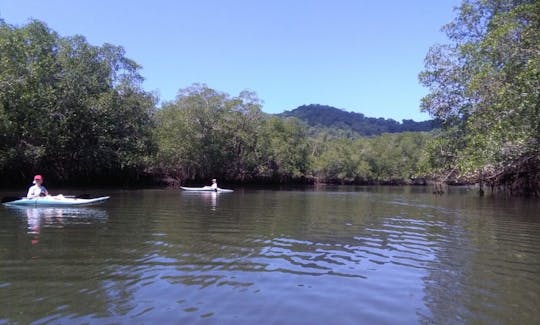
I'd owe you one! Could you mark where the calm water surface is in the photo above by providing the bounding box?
[1,187,539,324]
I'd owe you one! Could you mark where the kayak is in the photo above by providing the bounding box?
[180,186,234,193]
[2,196,110,206]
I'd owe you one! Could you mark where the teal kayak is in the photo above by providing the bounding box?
[3,196,110,206]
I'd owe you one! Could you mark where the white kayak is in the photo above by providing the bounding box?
[3,196,110,206]
[180,186,234,193]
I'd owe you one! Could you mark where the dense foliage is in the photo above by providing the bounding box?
[311,132,431,184]
[419,0,539,195]
[152,84,310,183]
[151,85,431,185]
[280,104,439,136]
[0,19,156,186]
[2,17,500,189]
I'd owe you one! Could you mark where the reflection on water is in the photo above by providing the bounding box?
[181,191,220,210]
[0,188,539,324]
[5,206,108,244]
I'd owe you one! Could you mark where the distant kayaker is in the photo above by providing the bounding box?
[27,175,49,198]
[210,179,218,190]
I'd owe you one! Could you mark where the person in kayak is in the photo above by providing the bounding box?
[210,179,218,190]
[27,175,49,198]
[201,179,218,191]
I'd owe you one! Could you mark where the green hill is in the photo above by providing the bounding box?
[278,104,439,136]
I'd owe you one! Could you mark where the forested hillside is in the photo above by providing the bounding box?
[279,104,439,136]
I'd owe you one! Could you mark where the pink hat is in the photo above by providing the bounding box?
[34,175,43,180]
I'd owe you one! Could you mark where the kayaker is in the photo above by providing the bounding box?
[27,175,49,198]
[210,179,218,190]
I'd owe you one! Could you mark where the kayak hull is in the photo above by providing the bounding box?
[180,186,234,193]
[3,196,110,206]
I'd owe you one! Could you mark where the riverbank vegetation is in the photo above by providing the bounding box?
[0,19,431,187]
[1,0,538,196]
[151,84,431,184]
[0,19,156,186]
[419,0,539,195]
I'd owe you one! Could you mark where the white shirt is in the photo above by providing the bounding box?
[27,184,48,198]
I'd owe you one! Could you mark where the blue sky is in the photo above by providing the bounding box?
[1,0,459,121]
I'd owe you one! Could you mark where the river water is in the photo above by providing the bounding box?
[0,186,539,324]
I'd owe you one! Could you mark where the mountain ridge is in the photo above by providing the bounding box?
[278,104,439,136]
